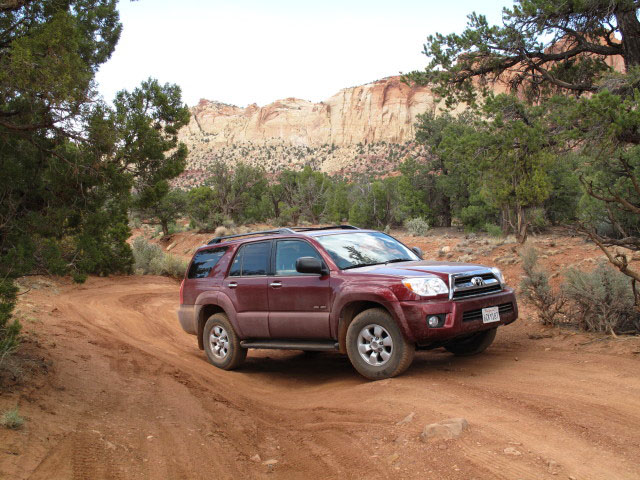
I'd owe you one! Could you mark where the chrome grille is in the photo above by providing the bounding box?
[451,270,502,299]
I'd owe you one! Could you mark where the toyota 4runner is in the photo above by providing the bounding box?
[178,226,518,380]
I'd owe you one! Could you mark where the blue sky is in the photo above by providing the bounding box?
[95,0,513,107]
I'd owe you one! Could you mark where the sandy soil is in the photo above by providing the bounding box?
[2,232,640,479]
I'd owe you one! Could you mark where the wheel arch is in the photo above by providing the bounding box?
[337,301,391,354]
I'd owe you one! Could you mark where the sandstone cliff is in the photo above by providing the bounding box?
[175,77,440,187]
[179,76,439,148]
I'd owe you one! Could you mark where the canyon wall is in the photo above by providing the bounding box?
[179,76,440,149]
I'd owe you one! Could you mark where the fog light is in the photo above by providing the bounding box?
[427,315,440,328]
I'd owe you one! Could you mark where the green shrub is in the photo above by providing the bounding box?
[484,223,503,238]
[404,217,430,236]
[131,237,186,279]
[1,407,24,429]
[0,279,21,368]
[564,262,639,334]
[529,207,549,231]
[132,236,164,274]
[459,204,494,232]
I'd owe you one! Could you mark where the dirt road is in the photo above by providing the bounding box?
[2,275,640,479]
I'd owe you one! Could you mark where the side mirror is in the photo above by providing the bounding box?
[296,257,328,275]
[411,246,423,259]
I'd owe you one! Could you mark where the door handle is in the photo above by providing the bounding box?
[269,281,282,288]
[228,282,238,288]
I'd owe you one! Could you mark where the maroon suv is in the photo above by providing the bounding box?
[178,226,518,379]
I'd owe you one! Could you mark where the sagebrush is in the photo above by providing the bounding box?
[519,247,566,326]
[520,247,640,334]
[564,262,640,334]
[1,407,24,429]
[132,237,187,279]
[404,218,430,236]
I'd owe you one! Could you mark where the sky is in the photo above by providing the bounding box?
[95,0,512,108]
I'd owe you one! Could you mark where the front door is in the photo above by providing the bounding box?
[224,241,271,338]
[268,239,332,339]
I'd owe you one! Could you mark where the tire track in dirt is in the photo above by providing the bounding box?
[3,275,640,480]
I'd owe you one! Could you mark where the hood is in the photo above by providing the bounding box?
[345,260,491,279]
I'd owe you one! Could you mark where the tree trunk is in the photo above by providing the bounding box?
[442,196,452,228]
[501,206,510,235]
[516,205,529,244]
[616,7,640,70]
[161,220,169,237]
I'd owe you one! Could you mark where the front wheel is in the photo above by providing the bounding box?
[444,328,497,356]
[346,308,415,380]
[203,313,247,370]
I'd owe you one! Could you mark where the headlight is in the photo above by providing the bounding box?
[402,277,449,296]
[491,267,505,284]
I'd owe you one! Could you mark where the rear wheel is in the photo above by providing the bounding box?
[444,328,497,356]
[346,308,415,380]
[203,313,246,370]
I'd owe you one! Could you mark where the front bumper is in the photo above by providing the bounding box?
[177,305,197,335]
[399,288,518,345]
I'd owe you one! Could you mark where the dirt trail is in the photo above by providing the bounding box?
[2,275,640,480]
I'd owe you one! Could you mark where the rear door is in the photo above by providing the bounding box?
[223,241,271,338]
[267,239,332,339]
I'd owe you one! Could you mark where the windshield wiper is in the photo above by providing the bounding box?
[342,258,412,270]
[385,258,413,265]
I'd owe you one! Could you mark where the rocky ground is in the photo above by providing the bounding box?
[1,229,640,479]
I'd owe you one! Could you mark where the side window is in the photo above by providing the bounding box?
[188,248,227,279]
[229,242,270,276]
[275,240,323,276]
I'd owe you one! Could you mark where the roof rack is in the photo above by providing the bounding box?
[206,225,359,245]
[207,228,294,245]
[287,225,359,232]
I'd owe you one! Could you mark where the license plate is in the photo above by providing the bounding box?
[482,306,500,323]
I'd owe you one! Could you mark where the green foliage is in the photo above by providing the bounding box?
[404,218,430,236]
[0,280,21,367]
[407,0,639,106]
[484,223,503,238]
[0,1,189,346]
[564,262,640,334]
[1,407,24,430]
[131,237,186,279]
[135,189,188,236]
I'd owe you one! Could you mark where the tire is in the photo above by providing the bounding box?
[345,308,415,380]
[203,313,247,370]
[445,328,497,356]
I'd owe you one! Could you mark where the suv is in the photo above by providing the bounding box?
[178,226,518,380]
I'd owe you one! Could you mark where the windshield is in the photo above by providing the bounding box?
[315,232,419,270]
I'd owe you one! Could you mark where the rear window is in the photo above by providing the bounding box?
[187,248,226,279]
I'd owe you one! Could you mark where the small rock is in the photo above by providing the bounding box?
[547,460,560,474]
[396,412,415,426]
[503,447,522,456]
[514,357,519,361]
[146,435,154,440]
[420,418,469,442]
[166,241,177,251]
[545,347,552,351]
[263,459,278,466]
[386,453,399,465]
[250,454,261,463]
